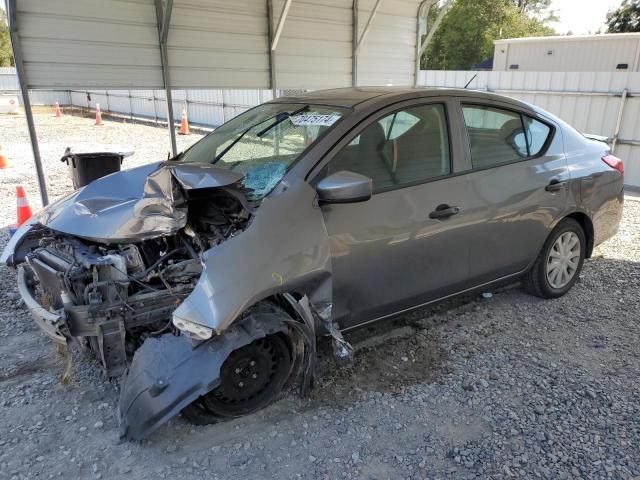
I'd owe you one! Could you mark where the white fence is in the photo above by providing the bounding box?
[1,67,273,127]
[67,89,274,127]
[3,67,640,186]
[0,67,69,106]
[418,70,640,188]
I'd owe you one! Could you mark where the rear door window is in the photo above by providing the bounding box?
[462,105,552,169]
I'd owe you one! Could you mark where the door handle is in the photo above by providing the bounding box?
[545,179,567,192]
[429,204,460,220]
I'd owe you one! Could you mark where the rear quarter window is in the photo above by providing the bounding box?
[523,116,551,156]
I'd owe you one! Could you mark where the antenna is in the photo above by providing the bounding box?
[464,73,478,89]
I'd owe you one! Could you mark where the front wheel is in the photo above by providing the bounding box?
[522,218,586,299]
[181,332,292,425]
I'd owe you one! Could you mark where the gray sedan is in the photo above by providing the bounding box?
[1,87,624,440]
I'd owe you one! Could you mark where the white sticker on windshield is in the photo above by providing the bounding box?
[290,114,341,127]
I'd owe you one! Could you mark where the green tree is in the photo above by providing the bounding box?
[606,0,640,33]
[514,0,558,25]
[422,0,555,70]
[514,0,555,18]
[0,8,14,67]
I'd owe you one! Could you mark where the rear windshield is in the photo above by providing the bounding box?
[178,103,348,199]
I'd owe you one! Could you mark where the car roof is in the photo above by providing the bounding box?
[274,86,536,111]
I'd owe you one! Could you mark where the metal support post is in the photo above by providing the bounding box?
[7,0,49,206]
[612,88,628,154]
[267,0,278,98]
[352,0,358,86]
[354,0,382,55]
[419,0,453,59]
[155,0,177,157]
[271,0,292,52]
[414,0,435,87]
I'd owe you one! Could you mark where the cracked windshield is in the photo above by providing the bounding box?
[179,103,348,199]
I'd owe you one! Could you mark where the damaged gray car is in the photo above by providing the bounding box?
[1,87,624,440]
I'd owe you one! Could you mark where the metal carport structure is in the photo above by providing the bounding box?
[6,0,442,206]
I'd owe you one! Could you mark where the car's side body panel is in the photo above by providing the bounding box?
[306,96,474,328]
[557,118,625,247]
[323,174,471,328]
[460,153,572,284]
[448,97,575,285]
[289,88,623,328]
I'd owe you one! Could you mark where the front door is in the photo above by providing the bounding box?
[315,102,472,328]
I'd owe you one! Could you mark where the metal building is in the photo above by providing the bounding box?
[6,0,436,206]
[493,33,640,72]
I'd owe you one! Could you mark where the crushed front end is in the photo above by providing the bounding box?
[4,163,254,377]
[3,162,334,441]
[22,231,201,376]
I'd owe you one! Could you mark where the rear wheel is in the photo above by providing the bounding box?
[182,332,292,425]
[522,218,586,299]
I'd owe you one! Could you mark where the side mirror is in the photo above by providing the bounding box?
[316,171,373,204]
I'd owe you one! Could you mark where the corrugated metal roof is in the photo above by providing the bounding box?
[16,0,163,89]
[168,1,270,88]
[357,0,417,85]
[10,0,423,90]
[273,0,353,89]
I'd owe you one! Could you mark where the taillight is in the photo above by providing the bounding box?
[602,155,624,177]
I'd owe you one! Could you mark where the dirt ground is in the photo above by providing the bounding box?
[0,112,639,480]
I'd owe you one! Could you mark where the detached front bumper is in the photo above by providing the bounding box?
[17,265,67,344]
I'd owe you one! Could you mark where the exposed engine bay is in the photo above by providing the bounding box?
[21,188,252,376]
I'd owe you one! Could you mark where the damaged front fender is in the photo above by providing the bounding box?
[172,179,332,333]
[118,315,289,441]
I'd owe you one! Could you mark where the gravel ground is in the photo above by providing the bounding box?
[0,112,203,226]
[1,113,639,480]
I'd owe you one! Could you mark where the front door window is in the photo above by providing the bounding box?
[326,104,451,192]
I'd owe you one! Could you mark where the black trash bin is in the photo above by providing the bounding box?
[61,150,130,189]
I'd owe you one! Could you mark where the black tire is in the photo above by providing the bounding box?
[522,218,586,299]
[181,322,293,425]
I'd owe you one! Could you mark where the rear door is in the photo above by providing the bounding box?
[311,99,473,328]
[456,101,571,284]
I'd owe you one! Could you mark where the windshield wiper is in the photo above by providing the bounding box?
[213,105,310,163]
[256,105,309,138]
[168,150,185,162]
[213,125,254,163]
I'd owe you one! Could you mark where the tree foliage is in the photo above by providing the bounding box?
[422,0,555,71]
[0,8,14,68]
[606,0,640,33]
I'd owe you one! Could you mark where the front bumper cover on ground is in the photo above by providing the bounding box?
[117,315,289,441]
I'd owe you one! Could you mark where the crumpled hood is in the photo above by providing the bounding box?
[38,162,244,243]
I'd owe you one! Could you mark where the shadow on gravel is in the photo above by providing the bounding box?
[309,324,447,408]
[304,282,522,409]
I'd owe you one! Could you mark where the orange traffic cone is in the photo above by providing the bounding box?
[0,145,8,169]
[95,103,103,126]
[16,186,33,226]
[179,108,190,135]
[54,101,62,118]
